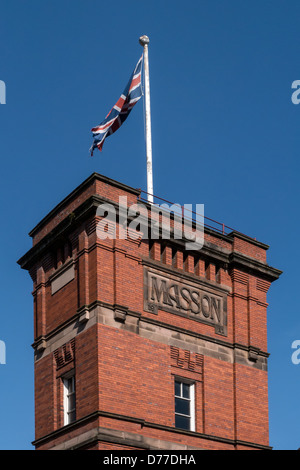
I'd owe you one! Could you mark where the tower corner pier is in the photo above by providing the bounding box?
[17,172,282,450]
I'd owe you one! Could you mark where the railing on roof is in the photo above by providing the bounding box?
[138,189,249,238]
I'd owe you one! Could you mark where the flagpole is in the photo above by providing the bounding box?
[139,35,154,204]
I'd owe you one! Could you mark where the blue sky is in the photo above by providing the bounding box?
[0,0,299,450]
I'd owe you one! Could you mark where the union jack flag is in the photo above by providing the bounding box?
[90,55,143,155]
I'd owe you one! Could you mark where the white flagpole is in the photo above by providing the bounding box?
[139,35,154,204]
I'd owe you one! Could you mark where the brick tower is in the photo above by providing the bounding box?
[18,173,281,450]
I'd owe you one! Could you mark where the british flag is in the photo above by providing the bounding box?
[90,55,143,155]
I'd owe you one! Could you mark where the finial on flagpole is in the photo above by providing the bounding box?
[139,35,153,204]
[139,35,149,46]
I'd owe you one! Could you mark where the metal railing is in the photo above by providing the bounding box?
[138,189,253,239]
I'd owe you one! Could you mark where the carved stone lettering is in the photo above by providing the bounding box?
[144,267,227,336]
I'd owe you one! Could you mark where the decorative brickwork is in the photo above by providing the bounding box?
[170,346,203,375]
[54,339,75,370]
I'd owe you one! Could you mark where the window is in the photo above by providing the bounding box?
[63,374,76,425]
[174,379,195,431]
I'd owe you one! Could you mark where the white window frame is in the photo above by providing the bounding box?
[63,373,76,425]
[174,378,195,432]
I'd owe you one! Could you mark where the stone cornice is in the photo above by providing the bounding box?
[32,299,270,369]
[32,410,272,450]
[28,172,141,239]
[17,194,104,270]
[17,192,282,286]
[228,252,282,282]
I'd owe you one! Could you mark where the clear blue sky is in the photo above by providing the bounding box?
[0,0,299,450]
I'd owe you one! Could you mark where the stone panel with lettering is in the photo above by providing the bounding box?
[144,266,227,336]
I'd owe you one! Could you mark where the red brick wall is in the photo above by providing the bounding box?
[76,325,99,419]
[234,364,269,446]
[45,279,77,335]
[28,175,277,450]
[203,356,235,440]
[97,323,174,427]
[34,321,269,449]
[35,353,56,440]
